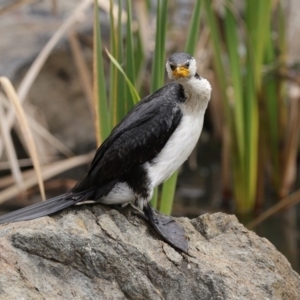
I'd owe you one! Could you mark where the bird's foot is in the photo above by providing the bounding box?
[128,203,148,221]
[142,203,188,254]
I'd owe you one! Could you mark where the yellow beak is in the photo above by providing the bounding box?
[172,66,190,79]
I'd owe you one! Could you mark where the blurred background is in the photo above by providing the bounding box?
[0,0,299,272]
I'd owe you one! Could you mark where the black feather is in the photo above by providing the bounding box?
[0,194,72,224]
[71,82,185,194]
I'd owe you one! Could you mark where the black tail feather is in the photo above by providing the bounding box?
[0,194,79,224]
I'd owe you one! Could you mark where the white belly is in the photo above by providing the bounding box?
[146,110,205,187]
[101,182,135,204]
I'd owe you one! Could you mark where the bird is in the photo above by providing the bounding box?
[0,52,211,252]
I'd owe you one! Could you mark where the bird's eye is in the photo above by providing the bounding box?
[169,64,176,71]
[185,61,190,68]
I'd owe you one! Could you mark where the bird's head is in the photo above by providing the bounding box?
[166,52,197,80]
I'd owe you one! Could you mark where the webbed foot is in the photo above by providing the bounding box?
[143,203,188,253]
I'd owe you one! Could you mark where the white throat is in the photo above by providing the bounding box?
[178,76,212,112]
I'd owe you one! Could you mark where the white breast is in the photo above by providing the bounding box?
[146,112,204,187]
[146,77,211,188]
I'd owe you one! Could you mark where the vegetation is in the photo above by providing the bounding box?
[204,0,299,214]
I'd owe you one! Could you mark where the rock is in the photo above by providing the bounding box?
[0,206,299,300]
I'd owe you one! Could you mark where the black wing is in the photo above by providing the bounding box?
[71,82,185,193]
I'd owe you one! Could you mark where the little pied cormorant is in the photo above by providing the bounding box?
[0,52,211,252]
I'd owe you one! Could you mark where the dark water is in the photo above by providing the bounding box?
[254,207,299,271]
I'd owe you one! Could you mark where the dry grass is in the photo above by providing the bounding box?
[0,0,94,205]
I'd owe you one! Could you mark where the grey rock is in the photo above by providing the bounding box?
[0,206,299,300]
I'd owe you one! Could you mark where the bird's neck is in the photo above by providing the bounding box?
[177,75,212,112]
